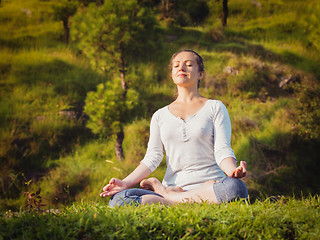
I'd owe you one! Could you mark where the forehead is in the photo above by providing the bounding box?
[172,52,197,62]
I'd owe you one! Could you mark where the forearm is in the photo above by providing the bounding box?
[219,157,237,177]
[122,163,152,187]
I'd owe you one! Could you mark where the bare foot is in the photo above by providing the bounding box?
[140,177,168,196]
[167,186,184,193]
[140,178,184,192]
[140,179,154,191]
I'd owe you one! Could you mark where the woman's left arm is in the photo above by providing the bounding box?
[219,158,247,178]
[213,101,247,178]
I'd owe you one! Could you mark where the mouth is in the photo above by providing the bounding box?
[177,73,187,77]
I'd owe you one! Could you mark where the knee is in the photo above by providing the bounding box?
[108,190,128,207]
[214,177,248,203]
[108,188,161,207]
[108,189,142,207]
[225,177,248,202]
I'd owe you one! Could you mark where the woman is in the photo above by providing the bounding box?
[100,50,248,206]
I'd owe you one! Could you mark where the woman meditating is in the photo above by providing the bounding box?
[100,50,248,206]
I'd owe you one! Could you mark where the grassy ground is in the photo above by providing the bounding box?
[1,196,319,239]
[0,0,320,237]
[0,0,320,214]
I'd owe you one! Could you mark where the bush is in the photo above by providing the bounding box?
[84,78,140,137]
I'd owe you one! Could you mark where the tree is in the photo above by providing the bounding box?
[221,0,228,27]
[160,0,173,19]
[207,0,229,27]
[84,79,140,160]
[177,0,209,26]
[72,0,158,161]
[52,1,78,44]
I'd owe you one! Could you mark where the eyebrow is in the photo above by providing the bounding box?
[173,60,194,63]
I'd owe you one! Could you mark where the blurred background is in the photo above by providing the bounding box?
[0,0,319,212]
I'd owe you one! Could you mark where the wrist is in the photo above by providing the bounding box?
[122,178,137,189]
[219,157,237,176]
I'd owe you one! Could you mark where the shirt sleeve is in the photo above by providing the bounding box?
[140,111,164,172]
[213,101,237,166]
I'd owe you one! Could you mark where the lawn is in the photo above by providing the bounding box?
[1,196,319,239]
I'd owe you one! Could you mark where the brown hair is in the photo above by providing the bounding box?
[170,49,205,72]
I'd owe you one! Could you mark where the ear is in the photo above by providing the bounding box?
[199,72,204,80]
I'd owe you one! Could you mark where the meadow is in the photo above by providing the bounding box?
[1,196,320,239]
[0,0,320,238]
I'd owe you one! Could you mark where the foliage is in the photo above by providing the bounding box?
[175,0,210,26]
[71,0,158,73]
[294,84,320,140]
[1,196,319,239]
[52,1,78,24]
[84,78,140,137]
[52,0,78,43]
[22,174,45,212]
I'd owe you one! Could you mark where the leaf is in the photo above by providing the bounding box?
[36,188,41,195]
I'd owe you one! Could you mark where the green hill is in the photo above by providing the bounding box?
[0,0,319,212]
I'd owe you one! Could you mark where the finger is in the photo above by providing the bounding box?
[242,167,247,176]
[234,167,240,178]
[236,166,244,178]
[103,178,118,191]
[109,178,116,185]
[100,192,108,197]
[238,167,246,178]
[100,192,106,197]
[103,183,112,192]
[101,192,113,197]
[240,161,247,169]
[240,162,247,176]
[100,189,118,197]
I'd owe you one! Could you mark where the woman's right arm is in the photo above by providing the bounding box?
[100,162,151,197]
[100,111,164,197]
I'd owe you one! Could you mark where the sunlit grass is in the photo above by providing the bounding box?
[1,0,320,213]
[1,196,319,239]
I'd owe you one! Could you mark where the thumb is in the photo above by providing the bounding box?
[240,161,246,168]
[109,178,116,185]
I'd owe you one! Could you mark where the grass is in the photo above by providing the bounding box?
[1,0,320,215]
[0,196,319,239]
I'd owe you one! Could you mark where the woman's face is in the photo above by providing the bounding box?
[171,51,203,88]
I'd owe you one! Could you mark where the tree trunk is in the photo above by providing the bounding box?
[166,0,170,15]
[115,128,124,161]
[114,47,127,161]
[119,43,128,93]
[119,56,127,93]
[161,0,170,18]
[161,0,172,19]
[63,19,69,44]
[222,0,228,27]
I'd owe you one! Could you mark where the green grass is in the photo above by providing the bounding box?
[1,0,320,214]
[1,196,319,239]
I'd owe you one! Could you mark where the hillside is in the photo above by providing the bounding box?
[0,0,319,212]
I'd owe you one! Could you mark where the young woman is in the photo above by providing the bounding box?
[100,50,248,206]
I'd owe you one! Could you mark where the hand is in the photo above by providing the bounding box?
[231,161,247,178]
[100,178,129,197]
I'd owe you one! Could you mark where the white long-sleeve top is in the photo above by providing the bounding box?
[141,100,236,191]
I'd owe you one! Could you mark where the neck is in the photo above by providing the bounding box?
[176,86,202,103]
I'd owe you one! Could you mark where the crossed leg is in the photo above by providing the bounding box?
[140,177,219,204]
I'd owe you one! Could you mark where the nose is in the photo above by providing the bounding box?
[178,63,186,71]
